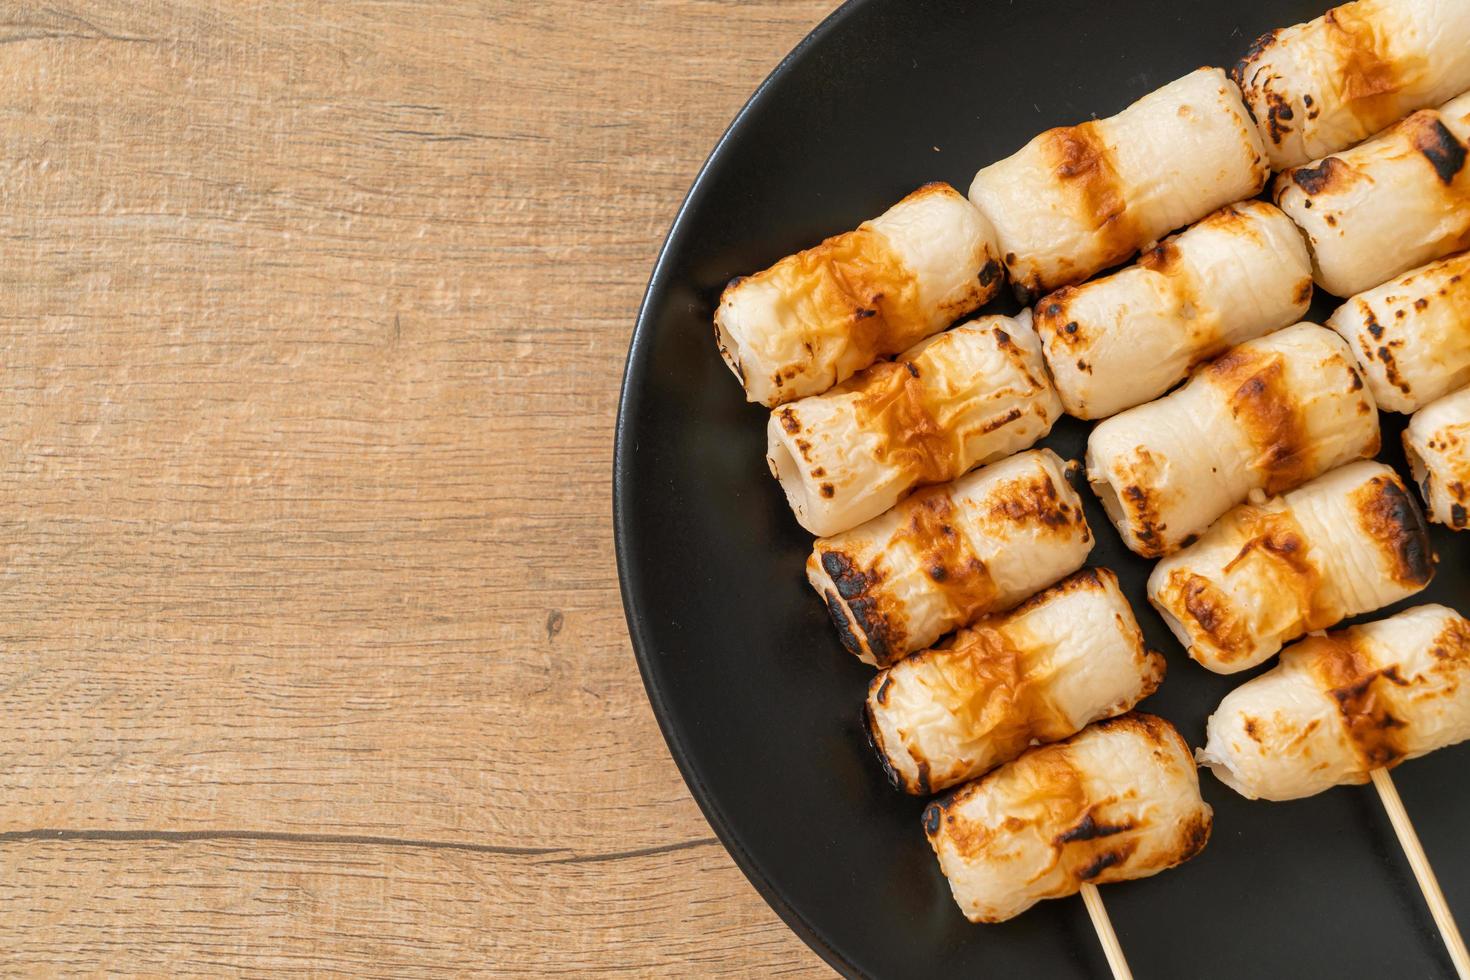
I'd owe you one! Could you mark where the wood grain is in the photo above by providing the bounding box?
[0,1,840,974]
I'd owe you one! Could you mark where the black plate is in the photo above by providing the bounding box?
[613,1,1470,976]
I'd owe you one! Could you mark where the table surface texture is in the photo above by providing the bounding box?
[0,2,840,975]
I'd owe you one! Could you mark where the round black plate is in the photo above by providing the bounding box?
[614,1,1470,976]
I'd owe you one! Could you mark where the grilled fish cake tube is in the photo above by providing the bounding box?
[923,713,1212,924]
[866,568,1164,795]
[1086,323,1379,558]
[1327,251,1470,413]
[1404,386,1470,530]
[1148,461,1436,674]
[714,182,1003,407]
[769,312,1061,536]
[1036,201,1313,420]
[1199,605,1470,801]
[968,68,1268,299]
[1274,90,1470,298]
[808,449,1092,668]
[1233,0,1470,171]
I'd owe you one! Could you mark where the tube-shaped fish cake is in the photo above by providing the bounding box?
[968,68,1268,298]
[1036,202,1314,420]
[1199,605,1470,801]
[1404,386,1470,529]
[923,713,1212,924]
[1086,323,1379,558]
[1149,461,1436,674]
[769,312,1061,536]
[1233,0,1470,171]
[714,182,1003,407]
[1326,251,1470,413]
[866,568,1164,795]
[809,449,1092,668]
[1274,91,1470,298]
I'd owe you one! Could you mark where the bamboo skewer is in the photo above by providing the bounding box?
[1371,768,1470,980]
[1080,882,1133,980]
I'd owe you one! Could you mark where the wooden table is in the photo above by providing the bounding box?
[0,2,838,974]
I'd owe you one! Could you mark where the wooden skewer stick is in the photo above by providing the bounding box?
[1371,768,1470,980]
[1080,882,1133,980]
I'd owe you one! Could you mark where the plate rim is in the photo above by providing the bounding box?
[612,1,871,976]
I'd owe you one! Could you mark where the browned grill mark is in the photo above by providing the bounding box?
[1206,203,1268,242]
[880,599,1124,793]
[1376,342,1411,396]
[845,359,957,487]
[1171,503,1331,661]
[1306,633,1410,770]
[821,549,874,601]
[1043,123,1138,272]
[1364,307,1384,339]
[1263,90,1294,146]
[1100,446,1168,553]
[810,227,926,366]
[1408,116,1468,185]
[1223,514,1313,577]
[724,186,978,405]
[1242,716,1263,743]
[1122,484,1163,549]
[1232,30,1282,91]
[819,551,899,664]
[1286,155,1353,196]
[1350,474,1435,587]
[1322,6,1406,136]
[980,407,1025,434]
[1432,617,1470,665]
[1177,809,1213,864]
[1078,845,1136,881]
[1054,810,1134,845]
[935,739,1089,863]
[823,588,864,659]
[893,488,998,630]
[1138,238,1181,274]
[914,759,932,795]
[987,471,1077,533]
[862,696,905,791]
[1203,347,1309,494]
[922,800,945,837]
[1035,290,1087,353]
[929,714,1206,897]
[1169,569,1252,660]
[978,258,1002,287]
[840,327,1037,492]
